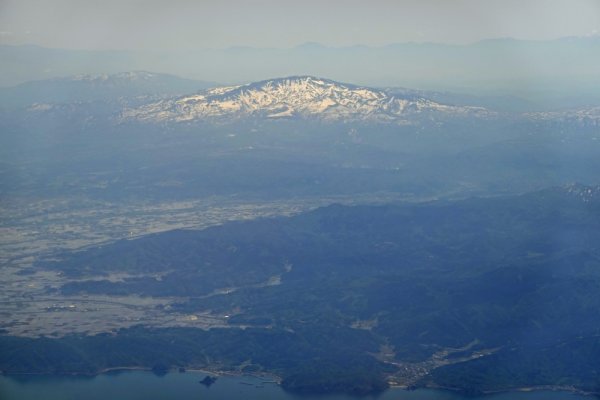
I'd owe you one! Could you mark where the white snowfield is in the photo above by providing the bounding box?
[121,76,491,123]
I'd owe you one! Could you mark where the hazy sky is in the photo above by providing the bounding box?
[1,0,599,50]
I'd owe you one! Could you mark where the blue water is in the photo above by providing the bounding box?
[0,371,591,400]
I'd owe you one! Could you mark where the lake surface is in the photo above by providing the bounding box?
[0,371,592,400]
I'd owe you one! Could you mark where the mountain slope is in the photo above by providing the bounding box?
[526,106,600,128]
[0,71,216,108]
[122,76,491,123]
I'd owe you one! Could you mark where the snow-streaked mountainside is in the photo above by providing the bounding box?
[526,107,600,127]
[562,183,600,203]
[121,76,492,123]
[531,183,600,205]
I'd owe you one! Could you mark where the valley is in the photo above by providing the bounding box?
[0,191,417,338]
[2,185,600,395]
[1,70,600,397]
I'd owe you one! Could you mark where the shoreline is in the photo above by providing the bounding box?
[1,365,282,385]
[410,382,600,398]
[3,368,597,398]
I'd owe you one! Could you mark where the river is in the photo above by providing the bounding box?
[0,371,591,400]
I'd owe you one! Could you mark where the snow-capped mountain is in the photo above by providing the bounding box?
[121,76,491,123]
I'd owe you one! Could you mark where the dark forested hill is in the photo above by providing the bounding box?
[4,184,600,395]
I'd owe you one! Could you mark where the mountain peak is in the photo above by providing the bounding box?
[214,76,379,103]
[258,75,338,85]
[122,76,491,123]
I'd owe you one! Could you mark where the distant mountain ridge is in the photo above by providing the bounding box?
[0,71,216,108]
[525,107,600,127]
[3,72,599,129]
[2,39,599,109]
[555,183,600,203]
[121,76,492,123]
